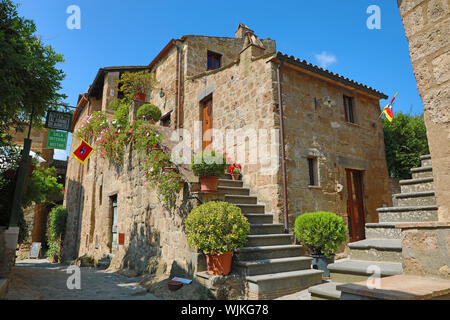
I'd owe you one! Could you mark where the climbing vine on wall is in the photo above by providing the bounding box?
[75,108,184,209]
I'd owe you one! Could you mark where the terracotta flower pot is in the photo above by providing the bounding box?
[199,176,219,193]
[206,252,233,276]
[134,92,146,101]
[231,174,241,181]
[151,147,164,152]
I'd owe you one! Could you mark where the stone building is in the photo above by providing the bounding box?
[397,0,449,222]
[63,24,391,297]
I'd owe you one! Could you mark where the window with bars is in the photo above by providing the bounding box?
[307,157,319,186]
[343,95,356,123]
[207,51,221,71]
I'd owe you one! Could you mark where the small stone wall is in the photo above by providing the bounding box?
[0,227,15,279]
[398,222,450,279]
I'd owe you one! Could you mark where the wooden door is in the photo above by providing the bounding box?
[346,169,366,242]
[202,98,213,150]
[111,195,118,252]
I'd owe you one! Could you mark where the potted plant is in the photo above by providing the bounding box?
[227,163,242,180]
[191,150,227,192]
[294,211,347,277]
[137,104,162,124]
[118,70,157,102]
[185,201,250,276]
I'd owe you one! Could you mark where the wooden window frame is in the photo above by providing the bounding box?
[307,157,319,186]
[207,51,222,71]
[343,95,355,124]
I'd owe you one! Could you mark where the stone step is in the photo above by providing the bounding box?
[220,173,234,180]
[235,256,312,276]
[377,205,439,223]
[218,186,250,196]
[235,244,304,261]
[236,204,265,214]
[365,223,402,240]
[420,154,432,167]
[411,166,433,179]
[244,214,273,224]
[348,239,402,263]
[328,259,403,283]
[400,177,434,193]
[394,191,436,207]
[225,194,257,205]
[218,179,243,188]
[246,234,293,247]
[246,269,323,300]
[249,224,284,235]
[309,281,342,300]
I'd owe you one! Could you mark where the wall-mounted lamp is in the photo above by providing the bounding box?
[159,88,165,98]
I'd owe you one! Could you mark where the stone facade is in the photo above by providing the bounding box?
[398,0,450,222]
[398,222,450,279]
[63,24,391,277]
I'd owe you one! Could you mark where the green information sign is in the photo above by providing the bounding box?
[46,130,68,150]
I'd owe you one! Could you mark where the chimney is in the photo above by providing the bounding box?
[235,23,254,39]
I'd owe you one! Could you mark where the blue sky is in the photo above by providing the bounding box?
[15,0,423,159]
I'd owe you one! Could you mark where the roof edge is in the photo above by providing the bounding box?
[274,52,388,99]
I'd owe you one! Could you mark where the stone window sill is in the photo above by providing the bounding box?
[308,185,321,190]
[345,121,361,128]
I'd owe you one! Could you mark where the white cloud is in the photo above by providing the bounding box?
[314,51,337,68]
[53,149,68,160]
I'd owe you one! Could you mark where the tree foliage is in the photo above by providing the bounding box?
[383,112,429,179]
[0,0,66,138]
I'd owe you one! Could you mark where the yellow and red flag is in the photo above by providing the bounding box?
[72,139,94,164]
[378,92,398,122]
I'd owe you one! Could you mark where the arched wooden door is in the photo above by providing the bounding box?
[202,97,213,150]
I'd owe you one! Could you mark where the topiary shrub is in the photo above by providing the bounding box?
[185,201,250,255]
[137,104,162,122]
[191,150,227,177]
[294,211,347,258]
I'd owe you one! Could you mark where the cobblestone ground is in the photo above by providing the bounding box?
[5,259,160,300]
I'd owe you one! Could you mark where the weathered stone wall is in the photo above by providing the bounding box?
[149,46,179,127]
[64,130,198,276]
[398,0,450,221]
[399,222,450,279]
[280,64,392,230]
[182,43,280,217]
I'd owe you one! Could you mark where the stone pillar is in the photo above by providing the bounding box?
[397,0,450,221]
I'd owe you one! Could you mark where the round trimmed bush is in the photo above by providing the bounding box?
[185,201,250,255]
[294,211,347,257]
[137,104,162,122]
[191,150,227,177]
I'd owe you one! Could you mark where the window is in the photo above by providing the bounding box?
[308,157,319,186]
[343,95,355,123]
[207,51,221,71]
[160,113,171,127]
[99,184,103,205]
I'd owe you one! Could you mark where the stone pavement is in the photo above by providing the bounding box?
[5,259,160,300]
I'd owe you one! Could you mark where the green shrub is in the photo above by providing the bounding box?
[185,201,250,255]
[294,211,347,258]
[137,104,162,122]
[191,150,227,177]
[110,99,129,128]
[46,206,67,261]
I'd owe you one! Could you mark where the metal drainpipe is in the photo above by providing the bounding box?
[175,42,182,130]
[277,61,290,233]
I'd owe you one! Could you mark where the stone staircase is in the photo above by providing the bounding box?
[218,173,323,300]
[309,154,438,300]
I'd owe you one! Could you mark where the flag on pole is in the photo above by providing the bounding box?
[72,139,94,164]
[378,92,398,122]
